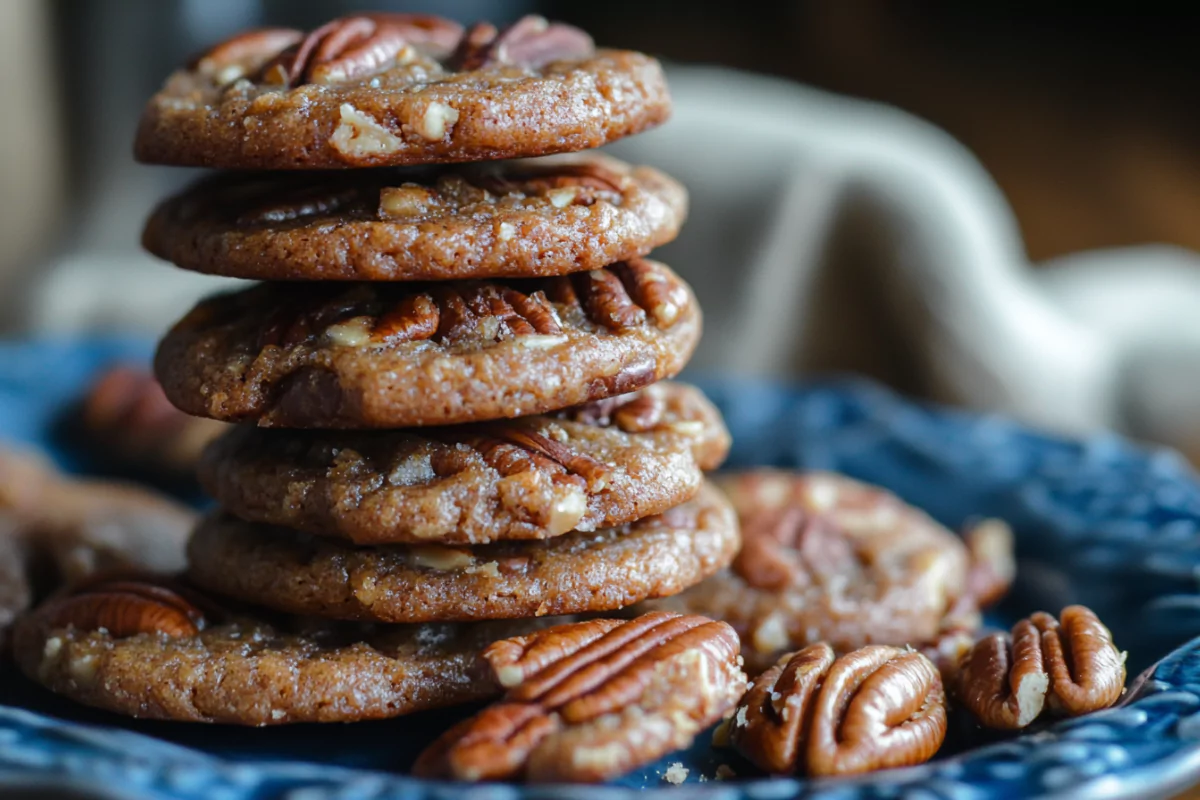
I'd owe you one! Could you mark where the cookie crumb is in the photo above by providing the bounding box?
[663,762,688,784]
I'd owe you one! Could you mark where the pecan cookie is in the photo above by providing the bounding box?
[144,154,686,282]
[185,481,739,623]
[640,471,973,671]
[14,574,563,724]
[80,365,226,478]
[0,448,195,582]
[199,382,728,546]
[155,259,699,428]
[414,613,747,782]
[135,14,669,169]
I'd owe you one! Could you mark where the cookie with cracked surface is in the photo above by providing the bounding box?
[154,259,699,428]
[638,471,976,672]
[134,14,669,169]
[144,154,686,282]
[14,573,564,724]
[198,382,729,546]
[185,481,739,624]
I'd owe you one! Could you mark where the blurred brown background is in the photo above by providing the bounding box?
[0,0,1195,290]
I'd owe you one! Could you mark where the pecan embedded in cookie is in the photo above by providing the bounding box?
[154,259,700,428]
[413,612,746,782]
[638,471,986,672]
[14,580,567,724]
[143,154,686,282]
[135,14,669,169]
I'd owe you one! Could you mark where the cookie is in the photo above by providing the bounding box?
[413,613,746,783]
[640,471,972,671]
[185,481,739,623]
[0,448,195,582]
[155,259,699,428]
[134,14,670,169]
[144,154,686,282]
[81,365,227,478]
[199,382,728,546]
[14,574,562,725]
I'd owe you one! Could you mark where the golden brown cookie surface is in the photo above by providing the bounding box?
[14,573,563,724]
[144,154,686,281]
[134,15,670,169]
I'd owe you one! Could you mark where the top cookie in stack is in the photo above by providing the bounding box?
[139,14,736,618]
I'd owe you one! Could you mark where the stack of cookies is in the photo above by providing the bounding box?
[14,12,746,779]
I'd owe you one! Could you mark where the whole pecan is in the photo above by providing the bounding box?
[253,14,462,88]
[956,605,1125,729]
[723,643,946,777]
[37,574,210,639]
[413,612,746,783]
[449,15,594,71]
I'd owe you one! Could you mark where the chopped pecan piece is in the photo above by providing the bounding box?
[956,605,1125,729]
[449,15,594,71]
[723,643,946,776]
[413,612,745,783]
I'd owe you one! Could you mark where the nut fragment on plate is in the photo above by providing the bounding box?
[413,612,747,783]
[956,605,1126,729]
[720,643,946,777]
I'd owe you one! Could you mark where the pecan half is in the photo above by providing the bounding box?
[576,269,647,331]
[255,14,462,87]
[478,424,612,492]
[956,605,1125,729]
[733,505,858,593]
[413,612,745,783]
[449,15,594,71]
[475,161,626,207]
[613,259,690,329]
[191,28,304,84]
[38,574,209,639]
[724,643,946,776]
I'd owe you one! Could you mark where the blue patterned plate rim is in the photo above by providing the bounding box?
[2,338,1200,799]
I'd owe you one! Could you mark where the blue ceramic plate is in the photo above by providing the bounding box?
[2,339,1200,800]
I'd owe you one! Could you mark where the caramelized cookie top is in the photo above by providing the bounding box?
[144,154,686,281]
[136,15,670,169]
